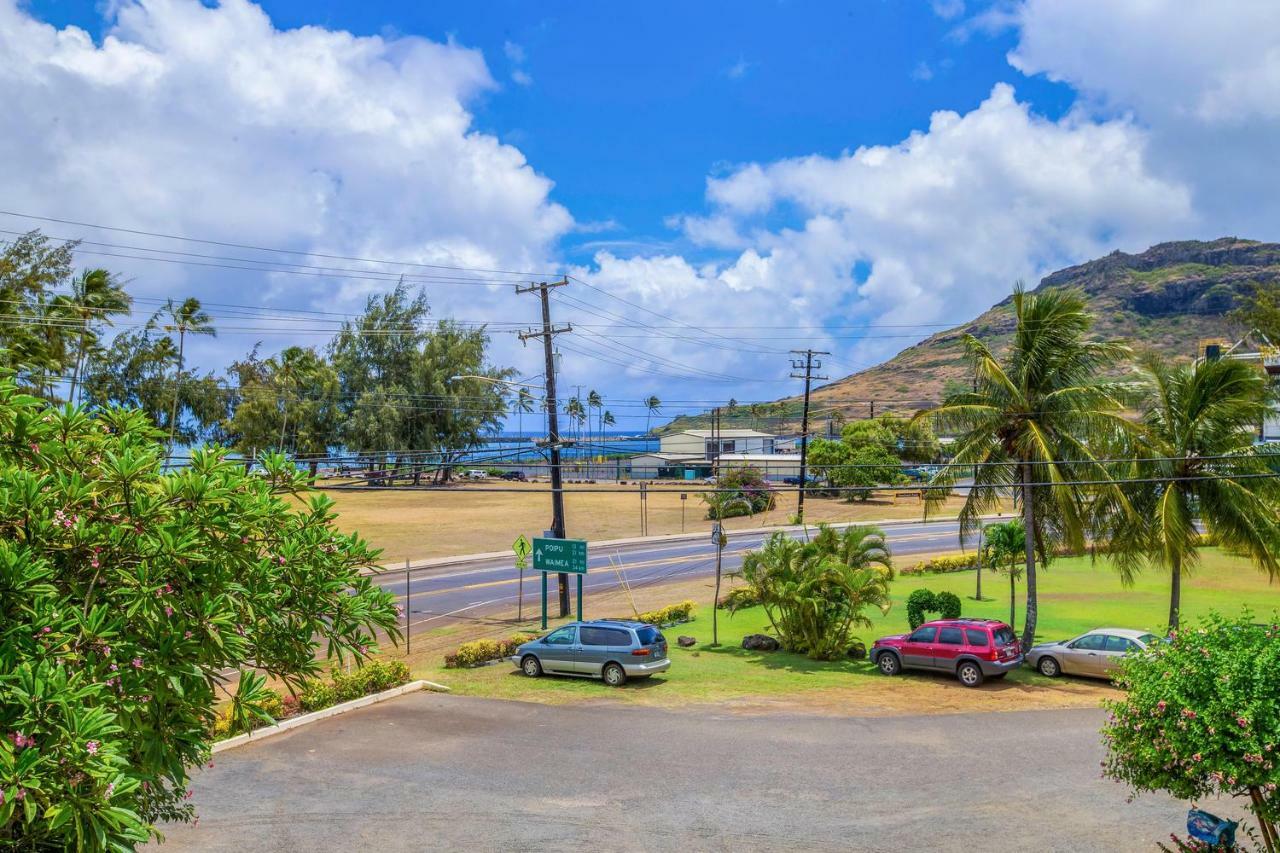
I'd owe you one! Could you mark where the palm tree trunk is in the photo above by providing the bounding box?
[1168,550,1183,630]
[1009,563,1016,632]
[71,322,88,405]
[1020,463,1038,649]
[167,329,186,460]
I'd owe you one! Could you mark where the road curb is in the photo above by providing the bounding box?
[361,512,1013,576]
[211,679,450,753]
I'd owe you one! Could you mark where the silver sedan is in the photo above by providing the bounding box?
[1026,628,1162,679]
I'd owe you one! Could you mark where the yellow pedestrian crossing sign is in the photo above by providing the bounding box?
[512,534,532,568]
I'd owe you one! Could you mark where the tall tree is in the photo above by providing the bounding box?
[916,285,1131,649]
[587,389,602,456]
[163,297,216,455]
[515,386,535,441]
[225,345,341,475]
[1100,355,1280,628]
[982,520,1026,631]
[57,268,132,404]
[83,318,226,446]
[645,395,662,435]
[330,284,509,481]
[0,230,78,397]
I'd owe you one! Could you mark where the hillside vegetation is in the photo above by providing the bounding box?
[669,238,1275,430]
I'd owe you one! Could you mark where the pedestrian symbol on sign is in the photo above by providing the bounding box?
[512,534,532,568]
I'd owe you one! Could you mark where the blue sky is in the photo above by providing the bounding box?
[5,1,1279,423]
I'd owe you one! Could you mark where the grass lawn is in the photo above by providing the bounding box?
[424,548,1280,715]
[312,482,999,563]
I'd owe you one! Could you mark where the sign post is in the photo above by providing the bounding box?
[512,535,532,622]
[533,537,588,628]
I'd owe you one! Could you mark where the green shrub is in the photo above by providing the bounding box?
[935,590,962,620]
[298,680,338,713]
[295,658,411,711]
[0,375,400,848]
[636,600,696,625]
[1102,612,1280,844]
[718,586,761,612]
[742,525,894,660]
[906,589,937,630]
[444,634,539,667]
[906,589,962,627]
[901,554,979,575]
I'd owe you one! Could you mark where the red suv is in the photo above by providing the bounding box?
[871,619,1023,687]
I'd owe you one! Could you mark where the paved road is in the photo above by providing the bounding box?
[371,516,1004,631]
[163,693,1219,851]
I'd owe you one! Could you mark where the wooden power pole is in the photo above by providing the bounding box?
[518,278,572,617]
[790,349,829,524]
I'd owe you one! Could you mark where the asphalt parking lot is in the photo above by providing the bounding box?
[162,693,1230,852]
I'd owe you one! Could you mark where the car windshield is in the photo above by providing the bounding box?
[992,627,1015,646]
[636,626,664,645]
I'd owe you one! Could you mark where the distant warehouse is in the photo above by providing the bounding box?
[628,429,795,480]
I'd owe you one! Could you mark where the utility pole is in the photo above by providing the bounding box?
[518,277,572,617]
[790,349,829,525]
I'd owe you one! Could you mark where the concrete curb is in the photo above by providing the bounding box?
[361,512,1013,576]
[212,679,449,753]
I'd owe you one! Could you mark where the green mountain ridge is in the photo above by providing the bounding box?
[663,238,1274,433]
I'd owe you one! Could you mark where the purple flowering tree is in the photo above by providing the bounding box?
[0,371,400,848]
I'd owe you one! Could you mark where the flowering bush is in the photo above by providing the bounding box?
[1102,611,1280,848]
[444,634,538,668]
[636,601,696,626]
[717,586,761,612]
[0,373,400,848]
[900,554,980,576]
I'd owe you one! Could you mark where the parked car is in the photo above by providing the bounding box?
[499,470,526,481]
[781,474,821,486]
[1025,628,1161,679]
[871,618,1023,687]
[511,620,670,686]
[464,469,488,480]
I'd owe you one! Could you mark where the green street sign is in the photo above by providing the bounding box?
[532,537,588,575]
[512,534,532,567]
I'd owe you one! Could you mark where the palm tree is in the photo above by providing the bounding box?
[983,520,1026,631]
[749,402,764,429]
[56,269,131,405]
[602,409,616,431]
[645,395,662,435]
[915,284,1131,650]
[563,396,585,457]
[164,297,216,456]
[739,525,893,660]
[515,387,535,447]
[1101,354,1280,629]
[588,389,602,458]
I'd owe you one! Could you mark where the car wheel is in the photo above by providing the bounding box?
[521,655,543,678]
[876,651,900,676]
[957,661,984,688]
[602,662,627,687]
[1037,656,1061,678]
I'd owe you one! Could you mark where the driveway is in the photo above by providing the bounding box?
[162,694,1221,852]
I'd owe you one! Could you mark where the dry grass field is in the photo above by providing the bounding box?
[310,481,991,562]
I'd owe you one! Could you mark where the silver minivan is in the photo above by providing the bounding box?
[511,620,670,686]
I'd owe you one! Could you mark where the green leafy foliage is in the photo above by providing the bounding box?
[444,635,539,668]
[918,285,1130,649]
[741,525,894,660]
[900,555,979,576]
[717,586,762,612]
[1102,612,1280,844]
[1097,354,1280,628]
[704,466,774,518]
[636,600,696,626]
[0,373,401,848]
[905,589,963,629]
